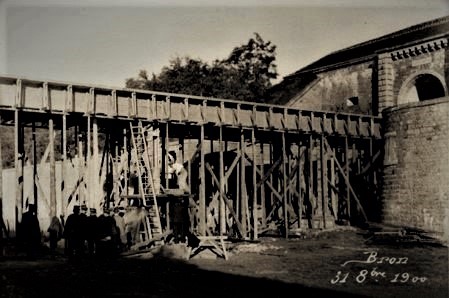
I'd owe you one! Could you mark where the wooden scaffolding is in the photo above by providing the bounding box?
[0,76,383,241]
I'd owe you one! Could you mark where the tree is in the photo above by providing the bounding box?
[125,33,278,103]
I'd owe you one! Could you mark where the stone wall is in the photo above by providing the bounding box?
[378,38,448,111]
[288,62,373,114]
[381,97,449,241]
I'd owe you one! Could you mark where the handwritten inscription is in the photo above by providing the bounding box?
[331,251,427,284]
[341,251,408,267]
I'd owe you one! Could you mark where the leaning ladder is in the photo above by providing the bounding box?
[130,122,163,240]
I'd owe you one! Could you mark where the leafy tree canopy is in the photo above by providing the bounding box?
[125,33,277,103]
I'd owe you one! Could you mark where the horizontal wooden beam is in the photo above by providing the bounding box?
[0,76,382,138]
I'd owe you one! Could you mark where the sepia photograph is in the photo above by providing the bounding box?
[0,0,448,297]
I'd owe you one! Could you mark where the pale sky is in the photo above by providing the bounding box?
[1,0,448,88]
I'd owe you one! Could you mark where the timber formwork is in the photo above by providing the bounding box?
[0,76,382,239]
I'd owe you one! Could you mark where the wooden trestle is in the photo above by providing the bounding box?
[0,76,383,239]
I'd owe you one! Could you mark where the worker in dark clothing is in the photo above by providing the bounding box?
[63,206,83,258]
[172,197,189,243]
[86,208,98,257]
[47,216,63,254]
[96,208,117,258]
[0,214,8,259]
[21,204,41,259]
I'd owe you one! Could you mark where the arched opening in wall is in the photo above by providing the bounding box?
[398,73,446,105]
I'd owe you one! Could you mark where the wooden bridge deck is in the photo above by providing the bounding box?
[0,76,381,138]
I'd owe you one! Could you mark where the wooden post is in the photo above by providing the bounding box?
[260,142,266,228]
[219,125,226,235]
[199,125,206,236]
[14,110,23,226]
[164,123,170,230]
[32,122,37,208]
[78,129,84,206]
[297,140,302,228]
[251,129,258,240]
[282,132,288,238]
[86,116,91,208]
[330,141,337,221]
[49,117,56,218]
[308,135,313,226]
[345,137,351,220]
[123,128,128,196]
[92,118,99,208]
[0,114,3,231]
[240,129,247,237]
[320,135,326,229]
[162,123,168,190]
[61,114,67,216]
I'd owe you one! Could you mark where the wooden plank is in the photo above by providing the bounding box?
[260,142,266,228]
[330,143,337,219]
[240,129,247,237]
[219,125,226,235]
[282,132,288,238]
[345,136,351,220]
[308,135,313,223]
[251,128,258,240]
[49,117,56,218]
[324,139,368,222]
[199,125,206,236]
[255,157,282,188]
[93,119,99,207]
[206,163,244,237]
[61,115,67,216]
[297,140,302,228]
[32,122,37,209]
[320,135,326,229]
[86,115,91,208]
[14,110,23,225]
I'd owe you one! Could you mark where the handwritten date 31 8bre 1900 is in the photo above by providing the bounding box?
[330,251,427,284]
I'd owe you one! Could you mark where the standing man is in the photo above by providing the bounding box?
[21,204,41,259]
[64,206,82,258]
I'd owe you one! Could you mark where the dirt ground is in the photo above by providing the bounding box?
[0,228,447,298]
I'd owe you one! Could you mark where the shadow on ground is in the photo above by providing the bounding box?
[1,254,364,298]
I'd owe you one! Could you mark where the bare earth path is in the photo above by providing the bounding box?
[1,229,447,297]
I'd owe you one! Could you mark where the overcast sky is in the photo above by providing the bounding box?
[1,0,448,88]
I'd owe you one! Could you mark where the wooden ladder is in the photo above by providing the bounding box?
[130,122,163,241]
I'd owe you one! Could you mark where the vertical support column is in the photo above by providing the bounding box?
[0,114,3,233]
[14,110,23,226]
[345,137,351,221]
[77,128,84,205]
[32,122,37,208]
[86,116,91,208]
[123,128,128,196]
[297,139,302,228]
[259,142,266,228]
[92,118,99,208]
[282,132,288,238]
[162,123,168,190]
[199,125,206,236]
[307,134,313,226]
[61,114,67,216]
[330,142,337,221]
[251,129,258,240]
[240,129,247,237]
[219,126,226,235]
[320,135,326,229]
[49,117,56,218]
[164,123,170,230]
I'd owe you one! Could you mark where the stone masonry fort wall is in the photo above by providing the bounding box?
[381,97,449,242]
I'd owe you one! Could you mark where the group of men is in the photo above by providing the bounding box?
[63,205,127,258]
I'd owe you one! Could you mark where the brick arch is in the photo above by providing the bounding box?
[397,70,447,105]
